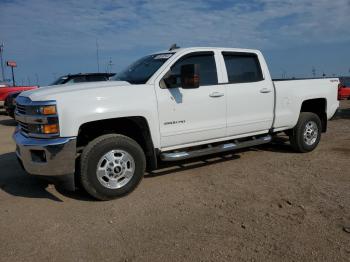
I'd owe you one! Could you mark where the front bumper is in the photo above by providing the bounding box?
[13,129,77,176]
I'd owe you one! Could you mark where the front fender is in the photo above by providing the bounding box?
[51,84,161,148]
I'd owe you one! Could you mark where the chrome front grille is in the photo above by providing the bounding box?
[16,101,29,135]
[18,121,29,135]
[16,103,27,115]
[15,101,29,134]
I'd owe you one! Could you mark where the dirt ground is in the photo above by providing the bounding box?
[0,101,349,262]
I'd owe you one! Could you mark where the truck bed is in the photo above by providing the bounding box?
[272,78,339,131]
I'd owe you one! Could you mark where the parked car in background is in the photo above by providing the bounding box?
[0,85,38,108]
[4,73,115,118]
[338,77,350,100]
[51,72,115,85]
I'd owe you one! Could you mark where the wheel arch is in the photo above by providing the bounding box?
[76,116,158,171]
[300,98,327,132]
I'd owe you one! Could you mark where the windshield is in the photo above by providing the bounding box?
[112,53,173,84]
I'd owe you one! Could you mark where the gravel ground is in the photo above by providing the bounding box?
[0,101,349,262]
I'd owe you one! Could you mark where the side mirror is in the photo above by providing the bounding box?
[164,74,177,87]
[181,64,200,89]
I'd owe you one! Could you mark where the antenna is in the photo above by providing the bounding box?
[169,43,180,51]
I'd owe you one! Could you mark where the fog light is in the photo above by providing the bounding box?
[31,150,46,163]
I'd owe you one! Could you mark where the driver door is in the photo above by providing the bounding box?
[155,52,226,149]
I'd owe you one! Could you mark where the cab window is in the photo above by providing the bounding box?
[168,52,218,87]
[222,52,263,84]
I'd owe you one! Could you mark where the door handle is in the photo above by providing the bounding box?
[209,92,224,97]
[260,88,271,93]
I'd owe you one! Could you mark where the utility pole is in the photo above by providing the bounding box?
[281,69,287,79]
[107,57,113,73]
[96,38,100,73]
[11,66,15,86]
[0,43,5,82]
[6,60,17,86]
[35,73,39,86]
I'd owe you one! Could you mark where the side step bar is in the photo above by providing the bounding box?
[160,135,272,161]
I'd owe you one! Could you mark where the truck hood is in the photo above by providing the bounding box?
[16,79,158,138]
[20,81,131,101]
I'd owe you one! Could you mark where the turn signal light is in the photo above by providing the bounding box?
[42,105,57,115]
[43,124,59,134]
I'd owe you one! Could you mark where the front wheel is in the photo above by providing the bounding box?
[289,112,322,153]
[80,134,146,200]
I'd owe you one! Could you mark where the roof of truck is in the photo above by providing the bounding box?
[154,46,260,54]
[64,73,115,77]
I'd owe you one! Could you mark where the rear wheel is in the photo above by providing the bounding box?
[289,112,322,153]
[80,134,145,200]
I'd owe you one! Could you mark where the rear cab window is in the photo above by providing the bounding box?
[222,52,263,84]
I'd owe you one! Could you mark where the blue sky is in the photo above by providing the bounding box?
[0,0,349,85]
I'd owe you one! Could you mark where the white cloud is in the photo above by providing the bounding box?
[0,0,349,83]
[1,0,349,55]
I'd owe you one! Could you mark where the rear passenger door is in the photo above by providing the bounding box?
[222,52,274,136]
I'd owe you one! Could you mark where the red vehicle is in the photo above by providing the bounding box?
[338,77,350,100]
[0,85,38,107]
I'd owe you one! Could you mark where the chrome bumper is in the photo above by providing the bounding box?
[13,129,77,176]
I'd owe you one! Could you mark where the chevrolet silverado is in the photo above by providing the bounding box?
[13,47,339,200]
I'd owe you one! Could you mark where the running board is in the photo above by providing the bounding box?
[160,135,272,161]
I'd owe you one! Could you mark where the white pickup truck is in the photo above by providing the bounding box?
[13,47,339,200]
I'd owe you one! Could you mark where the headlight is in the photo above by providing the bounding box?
[27,121,59,136]
[15,100,60,138]
[28,123,58,134]
[42,123,59,134]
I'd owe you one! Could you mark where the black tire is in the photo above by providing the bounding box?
[80,134,146,200]
[9,110,15,119]
[289,112,322,153]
